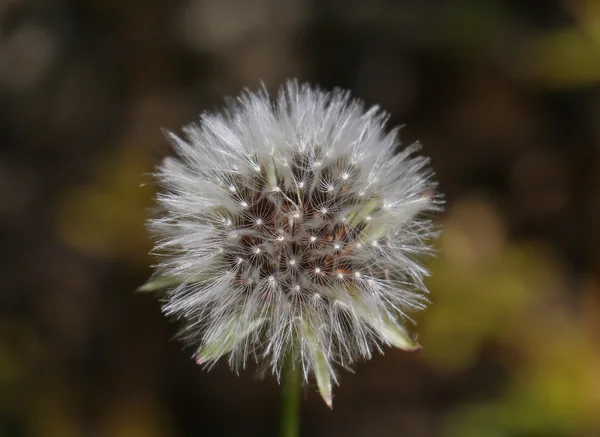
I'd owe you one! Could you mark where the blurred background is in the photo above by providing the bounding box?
[2,0,600,436]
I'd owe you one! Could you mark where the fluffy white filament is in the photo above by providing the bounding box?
[148,80,440,405]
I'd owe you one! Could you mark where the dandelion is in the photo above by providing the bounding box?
[142,80,441,410]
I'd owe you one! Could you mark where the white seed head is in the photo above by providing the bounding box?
[147,80,441,405]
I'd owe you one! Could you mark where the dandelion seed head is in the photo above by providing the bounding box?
[147,80,441,403]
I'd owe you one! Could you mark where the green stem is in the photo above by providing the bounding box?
[280,360,302,437]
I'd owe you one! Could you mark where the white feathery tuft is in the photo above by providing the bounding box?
[146,80,442,406]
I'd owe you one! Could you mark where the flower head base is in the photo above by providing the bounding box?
[145,80,441,406]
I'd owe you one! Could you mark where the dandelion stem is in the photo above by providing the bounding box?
[280,359,301,437]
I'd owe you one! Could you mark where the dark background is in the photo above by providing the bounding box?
[2,0,600,436]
